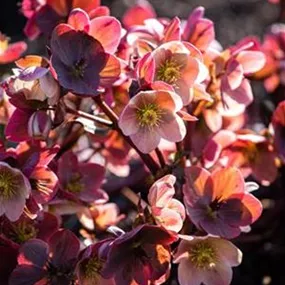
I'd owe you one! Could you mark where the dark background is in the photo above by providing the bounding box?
[1,0,285,284]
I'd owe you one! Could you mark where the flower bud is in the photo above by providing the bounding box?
[28,110,52,140]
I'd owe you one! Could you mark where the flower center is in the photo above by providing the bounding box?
[84,256,103,280]
[10,221,38,244]
[66,173,84,193]
[0,33,8,55]
[156,58,182,84]
[244,142,258,163]
[0,165,19,200]
[71,58,87,79]
[188,241,216,269]
[136,103,163,129]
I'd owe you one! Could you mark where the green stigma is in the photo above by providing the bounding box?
[136,103,163,129]
[189,241,216,269]
[66,173,84,193]
[156,58,182,84]
[0,169,18,200]
[71,58,87,78]
[84,256,103,280]
[11,221,38,244]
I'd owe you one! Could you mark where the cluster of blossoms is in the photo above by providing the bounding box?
[0,0,284,284]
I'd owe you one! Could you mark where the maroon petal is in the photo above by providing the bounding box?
[49,229,80,268]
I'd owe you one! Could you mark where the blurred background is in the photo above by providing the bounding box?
[1,0,285,284]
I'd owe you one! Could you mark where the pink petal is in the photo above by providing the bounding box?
[168,199,186,220]
[163,17,181,43]
[225,59,243,90]
[99,54,121,86]
[89,16,121,54]
[130,128,161,153]
[209,237,242,266]
[158,113,186,142]
[211,167,245,199]
[136,52,155,85]
[156,208,184,233]
[118,105,140,136]
[241,193,263,223]
[202,262,233,285]
[148,174,176,207]
[203,108,223,133]
[177,259,203,285]
[183,166,211,200]
[67,8,90,32]
[236,51,266,74]
[0,42,27,64]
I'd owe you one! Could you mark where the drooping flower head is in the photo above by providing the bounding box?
[119,88,190,153]
[101,225,178,285]
[183,166,263,238]
[173,236,242,285]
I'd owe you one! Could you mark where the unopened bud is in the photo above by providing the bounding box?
[28,110,52,140]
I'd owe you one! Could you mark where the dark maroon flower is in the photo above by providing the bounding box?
[50,25,120,96]
[102,225,178,285]
[9,229,80,285]
[57,151,107,203]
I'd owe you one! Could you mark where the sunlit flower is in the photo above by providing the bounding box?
[119,89,188,153]
[148,174,186,232]
[137,41,209,105]
[183,166,263,238]
[173,235,242,285]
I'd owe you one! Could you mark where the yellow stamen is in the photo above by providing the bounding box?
[66,172,83,193]
[156,58,182,84]
[0,168,19,200]
[189,241,217,269]
[84,256,103,280]
[136,103,163,129]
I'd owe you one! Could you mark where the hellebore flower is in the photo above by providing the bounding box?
[50,24,120,96]
[0,33,27,65]
[0,162,31,222]
[203,130,279,186]
[9,229,80,285]
[57,151,107,203]
[101,224,178,285]
[0,212,59,245]
[148,174,186,233]
[76,239,115,285]
[118,89,189,153]
[173,235,242,285]
[183,166,263,238]
[137,41,209,105]
[182,6,215,51]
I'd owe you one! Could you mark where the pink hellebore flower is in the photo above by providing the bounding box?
[183,166,263,238]
[218,44,265,106]
[148,174,186,233]
[118,89,188,153]
[0,162,31,222]
[58,151,107,203]
[138,41,209,105]
[203,130,278,186]
[0,33,27,65]
[173,235,242,285]
[182,6,215,51]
